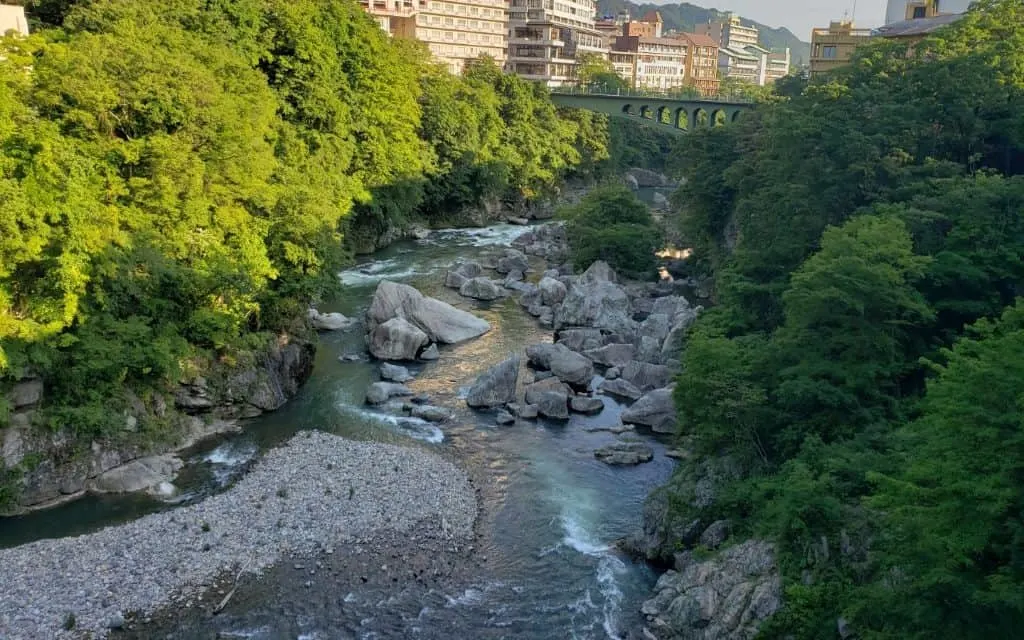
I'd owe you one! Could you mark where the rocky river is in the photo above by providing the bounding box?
[0,217,709,639]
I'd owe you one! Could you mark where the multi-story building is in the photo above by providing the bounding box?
[362,0,507,75]
[698,13,788,85]
[624,11,662,38]
[718,45,762,84]
[885,0,972,24]
[0,4,29,36]
[507,0,605,86]
[809,20,873,78]
[765,47,791,82]
[677,32,720,96]
[613,33,687,91]
[696,13,758,51]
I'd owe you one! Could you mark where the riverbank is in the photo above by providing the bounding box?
[0,431,476,639]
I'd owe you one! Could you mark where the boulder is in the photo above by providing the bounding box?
[594,441,654,466]
[529,391,569,420]
[379,363,414,383]
[525,343,594,387]
[420,344,440,360]
[538,277,567,306]
[555,277,635,335]
[700,520,731,550]
[639,313,673,345]
[366,382,413,405]
[508,403,539,419]
[641,540,781,640]
[570,396,605,414]
[508,216,530,225]
[524,376,572,397]
[605,367,621,380]
[637,336,664,365]
[620,361,672,392]
[495,248,530,275]
[466,355,521,408]
[495,411,516,426]
[445,261,483,289]
[308,308,355,331]
[512,223,569,261]
[625,168,675,188]
[459,277,505,301]
[625,173,640,191]
[581,260,619,284]
[584,343,636,368]
[652,191,670,209]
[91,455,184,494]
[368,317,429,361]
[621,388,676,433]
[411,405,452,422]
[556,329,606,352]
[599,378,643,401]
[9,379,44,409]
[504,270,525,285]
[367,281,490,345]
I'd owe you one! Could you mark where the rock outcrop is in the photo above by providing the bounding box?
[594,441,654,465]
[525,343,594,387]
[466,355,521,408]
[621,387,676,434]
[307,308,355,331]
[445,261,483,289]
[379,363,414,383]
[365,382,413,405]
[459,277,504,301]
[368,318,430,361]
[366,281,490,347]
[90,455,184,494]
[641,540,782,640]
[555,262,636,335]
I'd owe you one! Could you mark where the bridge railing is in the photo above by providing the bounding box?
[551,84,754,104]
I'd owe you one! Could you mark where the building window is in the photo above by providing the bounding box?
[822,45,837,59]
[912,5,926,18]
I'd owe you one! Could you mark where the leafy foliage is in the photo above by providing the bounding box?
[662,2,1024,637]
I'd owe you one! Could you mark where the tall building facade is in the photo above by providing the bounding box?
[698,12,788,86]
[678,32,720,96]
[885,0,973,24]
[362,0,507,75]
[507,0,605,86]
[0,4,29,36]
[809,20,873,78]
[613,33,688,91]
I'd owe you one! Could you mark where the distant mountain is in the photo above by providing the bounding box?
[596,0,811,66]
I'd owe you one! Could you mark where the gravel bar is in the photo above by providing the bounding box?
[0,431,476,639]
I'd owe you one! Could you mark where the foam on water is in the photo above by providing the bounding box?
[426,224,527,248]
[338,405,445,444]
[560,514,611,557]
[199,441,259,486]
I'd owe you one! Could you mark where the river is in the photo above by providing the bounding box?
[1,222,676,639]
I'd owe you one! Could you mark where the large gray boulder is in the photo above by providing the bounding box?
[599,378,643,401]
[528,391,569,420]
[620,361,672,392]
[570,396,605,414]
[526,343,594,387]
[584,343,636,368]
[9,379,43,409]
[557,329,606,352]
[621,388,676,434]
[466,355,521,408]
[459,277,504,301]
[91,455,184,494]
[594,441,654,465]
[538,277,568,306]
[581,260,619,284]
[445,261,483,289]
[367,281,490,345]
[308,308,355,331]
[366,382,414,405]
[641,540,781,640]
[380,363,414,383]
[495,248,530,275]
[368,317,429,361]
[410,405,452,422]
[555,271,635,335]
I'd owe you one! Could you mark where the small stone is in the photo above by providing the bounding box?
[495,411,516,426]
[420,344,440,361]
[570,396,604,415]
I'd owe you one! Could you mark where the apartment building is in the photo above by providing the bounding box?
[696,13,758,51]
[698,13,790,85]
[362,0,507,75]
[677,32,720,96]
[718,45,762,84]
[507,0,605,86]
[765,47,791,83]
[885,0,972,24]
[0,4,29,36]
[613,33,687,91]
[809,20,873,78]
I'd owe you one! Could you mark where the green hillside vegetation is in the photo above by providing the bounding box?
[0,0,607,446]
[596,0,810,65]
[665,0,1024,636]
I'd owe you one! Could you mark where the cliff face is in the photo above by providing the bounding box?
[1,334,315,513]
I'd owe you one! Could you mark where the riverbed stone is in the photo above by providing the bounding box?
[366,382,413,405]
[538,277,567,306]
[368,318,429,361]
[410,405,452,422]
[570,396,605,414]
[621,387,676,434]
[367,281,490,345]
[525,343,594,387]
[529,391,569,420]
[495,411,516,426]
[584,343,636,368]
[495,249,529,275]
[379,363,414,383]
[605,367,621,380]
[308,308,355,331]
[9,379,43,409]
[555,274,635,335]
[556,329,606,352]
[419,344,440,360]
[508,403,539,419]
[445,261,483,289]
[594,441,654,465]
[620,361,672,392]
[459,277,504,301]
[91,455,184,494]
[466,355,520,408]
[599,378,643,401]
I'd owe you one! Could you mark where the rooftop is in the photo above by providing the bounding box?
[872,13,962,38]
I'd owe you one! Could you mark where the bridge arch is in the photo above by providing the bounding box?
[657,106,673,125]
[692,108,709,129]
[639,105,653,120]
[675,107,688,131]
[711,109,726,127]
[622,103,635,116]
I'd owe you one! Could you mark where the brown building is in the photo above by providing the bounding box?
[809,20,873,78]
[624,11,662,38]
[613,33,688,92]
[677,32,720,96]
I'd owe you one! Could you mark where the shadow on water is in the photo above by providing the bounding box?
[0,224,677,639]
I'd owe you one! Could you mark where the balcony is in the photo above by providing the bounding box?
[811,26,874,38]
[361,0,418,17]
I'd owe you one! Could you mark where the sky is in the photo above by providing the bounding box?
[655,0,888,40]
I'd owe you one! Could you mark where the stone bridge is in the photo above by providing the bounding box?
[550,90,752,135]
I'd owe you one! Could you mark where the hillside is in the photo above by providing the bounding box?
[597,0,810,65]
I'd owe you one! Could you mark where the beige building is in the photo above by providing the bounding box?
[677,32,720,96]
[361,0,507,75]
[809,20,873,77]
[613,34,687,92]
[0,4,29,36]
[507,0,605,86]
[696,13,758,51]
[699,13,789,85]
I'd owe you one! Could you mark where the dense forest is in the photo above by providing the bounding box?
[595,0,810,65]
[666,0,1024,637]
[0,0,610,457]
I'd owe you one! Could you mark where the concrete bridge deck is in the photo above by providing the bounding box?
[550,89,752,135]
